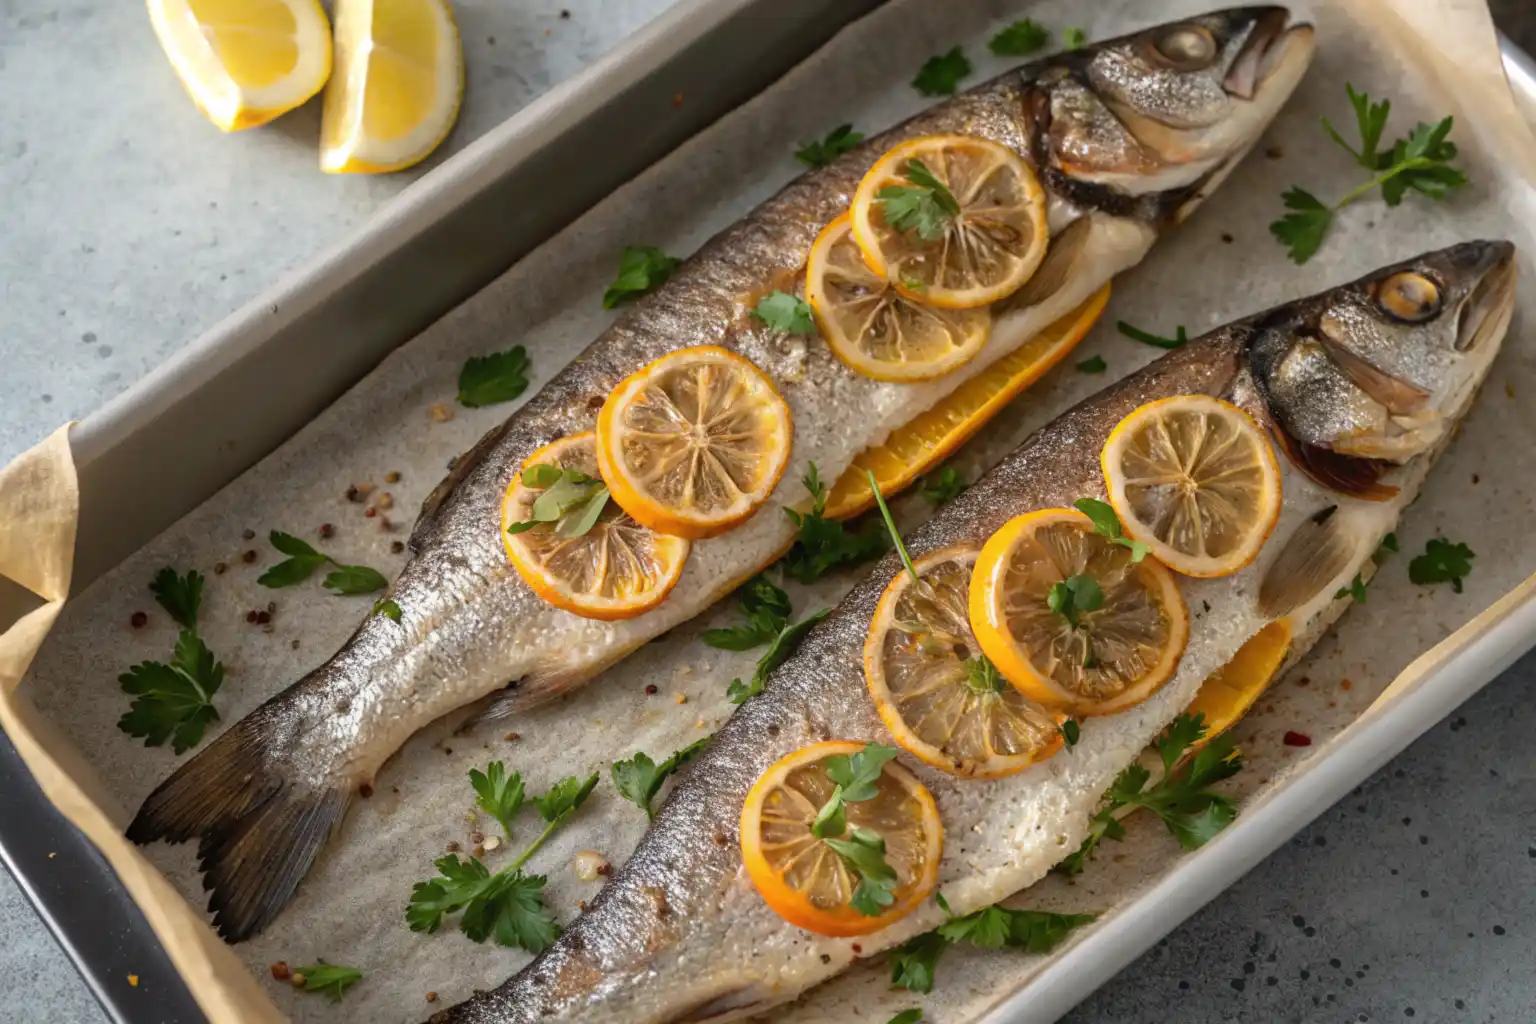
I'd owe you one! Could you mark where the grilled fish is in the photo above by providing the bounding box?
[434,241,1516,1024]
[128,6,1315,941]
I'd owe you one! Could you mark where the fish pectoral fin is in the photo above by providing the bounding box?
[1002,214,1093,311]
[674,983,778,1023]
[126,711,354,942]
[1257,505,1367,618]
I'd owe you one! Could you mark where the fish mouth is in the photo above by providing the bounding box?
[1454,240,1517,354]
[1223,7,1313,100]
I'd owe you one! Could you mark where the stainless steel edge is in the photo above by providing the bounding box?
[64,0,885,596]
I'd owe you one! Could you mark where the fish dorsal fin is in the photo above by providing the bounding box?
[1258,505,1361,618]
[410,418,515,554]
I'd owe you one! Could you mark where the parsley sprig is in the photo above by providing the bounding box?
[878,159,961,242]
[506,463,611,539]
[603,246,682,308]
[1057,712,1242,875]
[1272,85,1467,263]
[293,961,362,1002]
[724,608,829,705]
[912,46,972,97]
[119,568,224,754]
[795,124,864,168]
[258,531,388,595]
[810,743,902,915]
[1408,537,1474,593]
[1074,498,1150,562]
[890,892,1095,993]
[612,737,709,819]
[753,291,817,335]
[989,19,1050,57]
[407,770,598,950]
[458,346,531,408]
[703,574,793,650]
[920,465,967,506]
[469,760,526,838]
[780,463,888,583]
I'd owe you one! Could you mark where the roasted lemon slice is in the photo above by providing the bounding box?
[147,0,333,132]
[823,285,1110,519]
[502,433,690,620]
[806,214,991,382]
[1184,620,1292,745]
[597,346,792,539]
[320,0,464,173]
[969,508,1189,717]
[866,545,1064,778]
[850,135,1049,310]
[1101,395,1283,578]
[741,741,942,937]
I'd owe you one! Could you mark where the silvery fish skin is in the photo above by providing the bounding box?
[126,7,1314,942]
[435,241,1515,1024]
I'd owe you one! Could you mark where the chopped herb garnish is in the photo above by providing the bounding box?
[293,961,362,1002]
[118,629,224,754]
[611,737,710,819]
[989,19,1050,57]
[407,856,560,952]
[458,346,531,408]
[828,828,900,915]
[373,598,402,621]
[920,465,967,506]
[1076,354,1107,374]
[780,463,888,583]
[1062,27,1088,50]
[534,773,600,827]
[808,743,902,916]
[1073,497,1150,563]
[1334,573,1368,604]
[469,760,526,838]
[703,574,792,651]
[1060,718,1081,748]
[795,124,864,168]
[1057,712,1241,874]
[753,291,817,335]
[506,465,611,539]
[866,469,920,586]
[603,246,682,308]
[1116,320,1188,350]
[725,608,829,704]
[962,654,1005,695]
[1377,532,1400,556]
[878,158,961,241]
[888,1010,924,1024]
[1047,573,1103,631]
[1273,85,1466,263]
[258,531,388,595]
[150,568,203,630]
[891,893,1094,992]
[1408,537,1474,593]
[912,45,972,96]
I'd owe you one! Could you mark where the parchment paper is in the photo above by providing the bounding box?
[4,1,1536,1021]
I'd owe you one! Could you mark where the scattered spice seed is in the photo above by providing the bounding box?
[255,611,272,625]
[560,8,569,17]
[319,523,335,539]
[672,92,684,108]
[469,831,485,845]
[291,972,307,988]
[242,528,256,540]
[241,549,257,564]
[359,783,374,798]
[483,835,502,852]
[1221,232,1235,244]
[473,845,486,858]
[391,541,406,554]
[384,471,401,484]
[1284,731,1313,747]
[379,516,396,532]
[130,611,148,629]
[290,639,301,650]
[365,507,378,518]
[1340,678,1353,691]
[270,962,291,982]
[246,610,259,624]
[429,403,455,422]
[1266,145,1284,159]
[446,841,460,853]
[427,992,438,1003]
[214,562,227,575]
[673,692,688,705]
[644,684,658,695]
[503,732,520,742]
[377,493,395,510]
[573,850,610,881]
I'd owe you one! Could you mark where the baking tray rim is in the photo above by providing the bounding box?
[3,20,1534,1024]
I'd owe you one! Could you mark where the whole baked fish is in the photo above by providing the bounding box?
[432,240,1516,1024]
[128,6,1314,941]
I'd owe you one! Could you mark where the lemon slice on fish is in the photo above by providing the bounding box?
[320,0,464,173]
[1184,619,1292,746]
[823,285,1110,519]
[147,0,333,132]
[502,433,691,620]
[806,214,992,381]
[1101,395,1283,578]
[969,508,1189,717]
[597,346,793,540]
[865,545,1064,778]
[850,135,1049,310]
[740,741,942,937]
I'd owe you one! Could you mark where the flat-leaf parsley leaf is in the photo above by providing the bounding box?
[458,346,531,408]
[795,124,863,168]
[603,246,682,308]
[611,737,710,819]
[912,46,972,96]
[1408,537,1474,593]
[293,961,362,1002]
[989,19,1049,56]
[118,629,224,754]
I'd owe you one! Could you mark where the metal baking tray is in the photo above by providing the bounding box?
[3,4,1533,1020]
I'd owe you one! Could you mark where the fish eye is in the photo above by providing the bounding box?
[1148,25,1218,70]
[1376,272,1443,323]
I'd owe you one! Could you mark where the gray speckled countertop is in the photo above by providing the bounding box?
[2,3,1534,1023]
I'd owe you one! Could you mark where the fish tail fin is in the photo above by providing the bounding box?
[127,708,353,942]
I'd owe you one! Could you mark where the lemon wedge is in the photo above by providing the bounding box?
[320,0,464,174]
[147,0,333,132]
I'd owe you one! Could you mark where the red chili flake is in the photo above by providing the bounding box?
[850,943,862,955]
[270,961,291,982]
[365,507,378,519]
[241,549,257,564]
[1283,731,1313,747]
[644,684,658,695]
[319,523,335,539]
[130,611,148,629]
[1340,678,1353,691]
[504,732,521,742]
[359,783,374,799]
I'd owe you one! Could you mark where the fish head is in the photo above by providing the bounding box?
[1251,240,1516,482]
[1026,7,1315,217]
